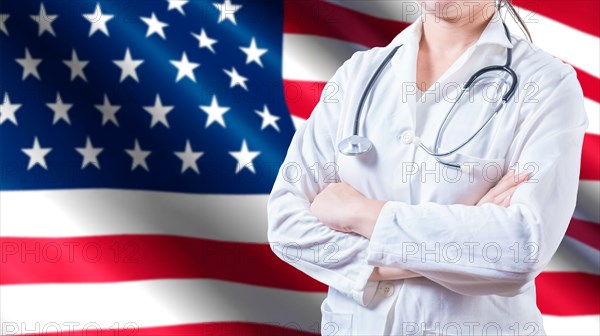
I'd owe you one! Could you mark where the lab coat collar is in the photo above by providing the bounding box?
[387,10,513,50]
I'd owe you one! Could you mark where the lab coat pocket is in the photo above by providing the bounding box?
[320,297,354,336]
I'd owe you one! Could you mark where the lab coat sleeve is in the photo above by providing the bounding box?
[366,61,589,296]
[266,54,379,306]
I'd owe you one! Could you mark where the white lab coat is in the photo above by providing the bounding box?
[267,10,589,336]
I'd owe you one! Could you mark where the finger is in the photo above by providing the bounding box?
[491,169,529,197]
[485,169,515,198]
[493,184,519,206]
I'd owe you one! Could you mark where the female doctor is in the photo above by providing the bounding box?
[267,0,589,335]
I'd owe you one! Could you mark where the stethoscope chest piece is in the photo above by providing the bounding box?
[338,135,373,156]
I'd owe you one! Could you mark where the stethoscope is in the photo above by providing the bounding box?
[338,20,518,169]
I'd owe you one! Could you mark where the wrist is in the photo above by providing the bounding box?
[351,199,386,239]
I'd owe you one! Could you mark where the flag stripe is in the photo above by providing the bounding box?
[0,235,326,292]
[535,273,600,316]
[284,0,409,49]
[513,0,600,37]
[282,34,600,107]
[283,77,600,137]
[282,34,364,82]
[541,315,600,336]
[0,279,325,335]
[575,181,600,224]
[576,67,600,103]
[2,236,598,308]
[0,190,270,242]
[283,80,327,120]
[14,323,317,336]
[2,188,598,242]
[283,1,600,80]
[580,134,600,181]
[545,237,600,274]
[566,217,600,250]
[504,6,600,78]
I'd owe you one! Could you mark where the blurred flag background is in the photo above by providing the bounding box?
[0,0,598,335]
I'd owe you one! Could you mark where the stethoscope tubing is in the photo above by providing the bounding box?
[341,20,518,169]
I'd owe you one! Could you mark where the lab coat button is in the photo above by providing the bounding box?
[379,282,395,297]
[400,130,415,144]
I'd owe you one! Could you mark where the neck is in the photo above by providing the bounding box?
[420,7,495,54]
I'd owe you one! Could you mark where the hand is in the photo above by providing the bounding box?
[476,168,530,207]
[310,182,385,238]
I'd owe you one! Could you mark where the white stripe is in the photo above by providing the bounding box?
[283,34,364,82]
[0,278,596,335]
[544,236,600,274]
[543,315,600,336]
[584,98,599,135]
[507,7,599,77]
[291,115,307,129]
[575,180,600,224]
[325,0,421,22]
[0,279,325,334]
[283,36,600,130]
[2,189,597,274]
[0,189,269,243]
[287,3,600,79]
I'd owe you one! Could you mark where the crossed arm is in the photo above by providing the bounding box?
[267,58,587,305]
[309,169,529,281]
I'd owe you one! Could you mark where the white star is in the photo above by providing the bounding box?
[95,94,121,126]
[167,0,188,15]
[200,95,230,128]
[140,12,168,39]
[125,139,152,171]
[113,48,144,83]
[63,49,89,82]
[170,52,200,82]
[30,3,58,37]
[255,105,280,132]
[15,48,42,81]
[75,136,103,169]
[223,67,248,91]
[240,37,268,68]
[174,140,204,174]
[213,0,242,25]
[191,28,217,53]
[229,139,260,174]
[47,92,73,125]
[0,13,10,36]
[22,137,52,170]
[144,94,173,128]
[83,3,113,37]
[0,93,21,126]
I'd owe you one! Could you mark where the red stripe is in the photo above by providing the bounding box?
[535,272,600,316]
[566,217,600,250]
[0,235,326,291]
[17,322,318,336]
[580,133,600,181]
[283,80,326,120]
[574,66,600,103]
[3,236,599,315]
[513,0,600,37]
[284,0,409,48]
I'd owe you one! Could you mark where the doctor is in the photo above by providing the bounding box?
[267,0,588,335]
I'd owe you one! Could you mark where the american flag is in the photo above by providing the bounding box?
[0,0,597,335]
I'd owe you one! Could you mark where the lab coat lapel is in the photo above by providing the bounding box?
[388,22,421,131]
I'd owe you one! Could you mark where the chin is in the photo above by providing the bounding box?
[421,0,491,22]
